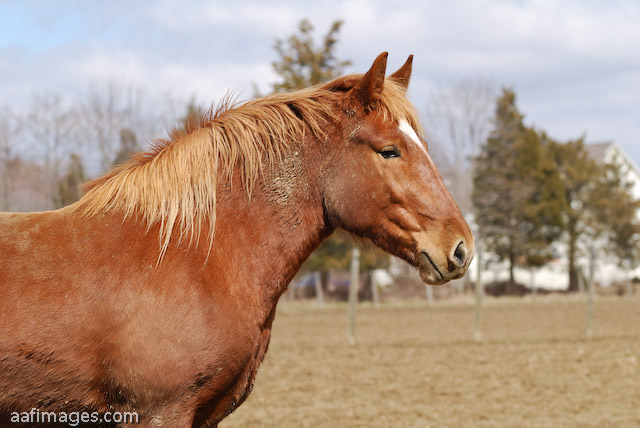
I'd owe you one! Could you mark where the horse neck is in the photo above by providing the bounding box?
[208,144,332,307]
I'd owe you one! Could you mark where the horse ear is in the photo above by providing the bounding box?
[351,52,388,107]
[389,55,413,91]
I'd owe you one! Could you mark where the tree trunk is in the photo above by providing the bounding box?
[1,168,10,211]
[509,250,515,283]
[1,144,10,211]
[530,269,537,302]
[568,230,579,292]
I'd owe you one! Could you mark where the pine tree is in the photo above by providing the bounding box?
[271,19,351,93]
[473,89,563,282]
[56,153,86,208]
[518,130,565,268]
[547,138,599,291]
[180,96,205,128]
[268,19,379,284]
[112,127,139,167]
[589,161,640,289]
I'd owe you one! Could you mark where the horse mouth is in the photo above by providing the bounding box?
[418,250,448,285]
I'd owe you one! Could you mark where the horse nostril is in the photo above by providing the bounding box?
[453,241,466,267]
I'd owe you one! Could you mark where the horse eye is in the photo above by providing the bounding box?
[379,149,400,159]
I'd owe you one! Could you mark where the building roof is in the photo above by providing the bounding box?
[584,142,613,162]
[585,141,640,192]
[586,141,639,172]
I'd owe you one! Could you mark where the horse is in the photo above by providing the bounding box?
[0,53,473,427]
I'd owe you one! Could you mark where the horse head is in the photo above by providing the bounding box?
[320,53,474,285]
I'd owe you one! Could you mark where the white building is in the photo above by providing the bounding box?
[468,141,640,290]
[584,141,640,201]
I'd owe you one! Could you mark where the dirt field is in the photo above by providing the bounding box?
[223,296,640,428]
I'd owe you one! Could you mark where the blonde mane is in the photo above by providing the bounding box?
[76,77,422,258]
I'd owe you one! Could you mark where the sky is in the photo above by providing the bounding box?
[1,0,639,164]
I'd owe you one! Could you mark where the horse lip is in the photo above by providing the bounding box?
[420,250,443,281]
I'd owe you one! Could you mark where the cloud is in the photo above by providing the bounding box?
[0,0,639,162]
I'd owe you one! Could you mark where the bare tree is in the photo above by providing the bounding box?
[80,80,127,172]
[27,93,77,209]
[0,107,22,211]
[3,82,182,212]
[119,84,170,151]
[81,80,171,173]
[425,78,495,330]
[424,77,496,212]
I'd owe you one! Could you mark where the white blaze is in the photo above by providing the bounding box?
[399,119,427,155]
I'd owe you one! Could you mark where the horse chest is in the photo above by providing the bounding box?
[177,316,275,427]
[111,299,276,426]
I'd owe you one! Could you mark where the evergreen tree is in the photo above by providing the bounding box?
[269,18,375,283]
[473,89,563,282]
[518,130,565,268]
[181,96,205,128]
[112,127,139,166]
[271,19,351,93]
[56,153,86,208]
[589,161,640,283]
[547,138,600,291]
[268,18,389,294]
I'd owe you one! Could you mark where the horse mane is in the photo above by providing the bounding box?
[76,76,422,258]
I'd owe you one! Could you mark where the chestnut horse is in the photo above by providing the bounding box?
[0,53,473,427]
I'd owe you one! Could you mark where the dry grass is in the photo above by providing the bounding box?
[223,296,640,428]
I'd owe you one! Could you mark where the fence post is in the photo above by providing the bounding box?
[371,272,380,309]
[474,243,483,342]
[348,247,360,346]
[585,247,596,338]
[314,271,324,308]
[425,284,434,307]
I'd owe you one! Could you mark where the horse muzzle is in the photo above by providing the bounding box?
[417,239,474,286]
